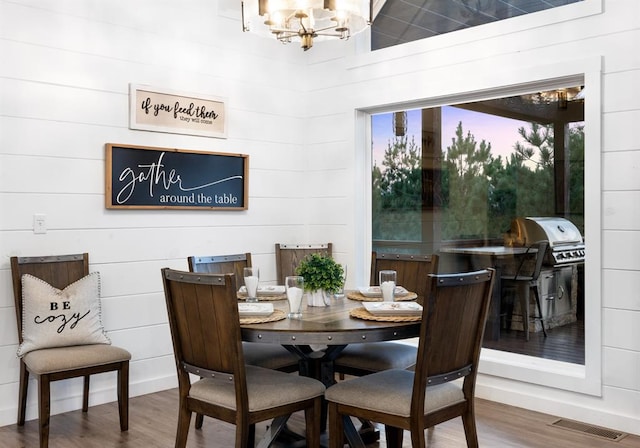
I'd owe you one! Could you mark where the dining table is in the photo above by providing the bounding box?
[439,245,535,340]
[239,291,422,447]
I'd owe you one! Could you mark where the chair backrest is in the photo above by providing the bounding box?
[370,252,437,304]
[275,243,332,284]
[161,269,247,400]
[502,240,549,282]
[413,259,495,409]
[188,253,251,287]
[10,253,89,343]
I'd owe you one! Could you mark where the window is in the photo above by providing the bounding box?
[372,86,585,364]
[371,0,584,51]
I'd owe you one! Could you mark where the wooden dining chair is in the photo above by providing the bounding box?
[161,269,325,448]
[275,243,332,285]
[11,254,130,448]
[333,252,437,378]
[188,254,298,371]
[326,267,495,448]
[500,240,550,340]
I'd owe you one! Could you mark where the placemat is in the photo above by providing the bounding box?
[349,307,421,322]
[239,309,287,324]
[237,293,287,301]
[346,291,418,302]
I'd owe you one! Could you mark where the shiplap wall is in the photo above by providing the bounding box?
[0,0,354,426]
[1,0,639,437]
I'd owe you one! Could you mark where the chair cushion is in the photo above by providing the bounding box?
[242,342,298,370]
[189,365,325,412]
[17,273,111,357]
[334,342,416,372]
[325,369,464,417]
[22,344,131,374]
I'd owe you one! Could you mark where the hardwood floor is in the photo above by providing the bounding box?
[1,386,636,448]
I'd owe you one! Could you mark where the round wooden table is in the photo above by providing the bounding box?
[241,294,421,446]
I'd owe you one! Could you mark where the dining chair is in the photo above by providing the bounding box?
[333,252,437,378]
[275,243,332,285]
[500,240,550,340]
[10,253,130,448]
[188,254,298,371]
[161,268,325,448]
[326,267,495,448]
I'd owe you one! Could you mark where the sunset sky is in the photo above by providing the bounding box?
[372,106,529,168]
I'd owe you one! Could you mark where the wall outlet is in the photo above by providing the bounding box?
[33,214,47,234]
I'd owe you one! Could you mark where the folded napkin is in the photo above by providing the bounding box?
[238,285,286,296]
[357,286,409,298]
[238,302,274,316]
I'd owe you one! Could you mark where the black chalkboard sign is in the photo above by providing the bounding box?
[105,144,248,210]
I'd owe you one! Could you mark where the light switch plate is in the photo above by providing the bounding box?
[33,214,46,234]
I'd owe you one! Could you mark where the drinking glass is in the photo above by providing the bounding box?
[333,265,347,299]
[285,276,304,319]
[379,270,397,302]
[243,267,260,303]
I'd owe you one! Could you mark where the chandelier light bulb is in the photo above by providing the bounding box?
[242,0,371,51]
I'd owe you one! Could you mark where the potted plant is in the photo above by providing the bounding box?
[295,253,345,306]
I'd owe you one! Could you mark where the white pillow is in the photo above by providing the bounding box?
[17,272,111,357]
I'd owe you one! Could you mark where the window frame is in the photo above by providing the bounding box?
[355,57,602,395]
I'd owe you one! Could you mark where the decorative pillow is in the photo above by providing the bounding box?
[17,272,111,358]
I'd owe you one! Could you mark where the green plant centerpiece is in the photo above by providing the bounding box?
[295,253,344,306]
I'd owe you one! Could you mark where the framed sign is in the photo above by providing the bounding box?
[105,144,248,210]
[129,84,227,138]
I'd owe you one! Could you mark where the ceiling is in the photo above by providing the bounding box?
[371,0,583,50]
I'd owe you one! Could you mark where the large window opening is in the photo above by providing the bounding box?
[372,86,585,364]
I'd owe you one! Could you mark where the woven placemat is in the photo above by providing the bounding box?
[349,307,421,322]
[239,309,287,324]
[346,291,418,302]
[237,293,287,301]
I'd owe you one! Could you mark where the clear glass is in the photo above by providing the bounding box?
[285,276,304,318]
[379,270,396,302]
[333,265,347,298]
[243,267,259,303]
[370,85,585,363]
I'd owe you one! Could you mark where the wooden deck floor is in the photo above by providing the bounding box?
[0,385,636,448]
[483,319,585,365]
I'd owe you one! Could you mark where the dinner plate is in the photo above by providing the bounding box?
[238,303,274,317]
[358,286,409,298]
[238,285,286,296]
[362,301,423,317]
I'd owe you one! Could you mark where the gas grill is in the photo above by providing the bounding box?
[504,216,585,266]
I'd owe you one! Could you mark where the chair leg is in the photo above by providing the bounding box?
[531,285,547,337]
[118,361,129,431]
[82,375,90,412]
[304,398,322,448]
[175,401,191,448]
[328,402,345,448]
[194,413,204,429]
[461,405,479,448]
[517,283,530,341]
[234,422,252,448]
[38,375,51,448]
[385,425,404,448]
[17,361,29,426]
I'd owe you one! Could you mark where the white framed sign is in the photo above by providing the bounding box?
[129,84,227,138]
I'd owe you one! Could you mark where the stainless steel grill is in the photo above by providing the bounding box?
[504,217,585,266]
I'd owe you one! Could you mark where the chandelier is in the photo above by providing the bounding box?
[241,0,371,51]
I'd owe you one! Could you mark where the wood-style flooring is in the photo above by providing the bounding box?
[483,319,585,365]
[0,386,636,448]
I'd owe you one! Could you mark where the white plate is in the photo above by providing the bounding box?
[238,303,274,317]
[357,286,409,298]
[363,301,422,317]
[238,285,286,296]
